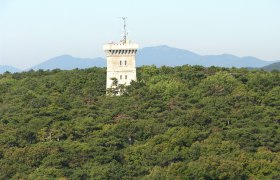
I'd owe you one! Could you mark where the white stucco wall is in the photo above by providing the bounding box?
[104,42,138,90]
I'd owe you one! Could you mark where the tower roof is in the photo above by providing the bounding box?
[103,42,138,51]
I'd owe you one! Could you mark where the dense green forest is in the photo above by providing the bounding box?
[0,66,279,179]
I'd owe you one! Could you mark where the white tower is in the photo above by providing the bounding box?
[103,17,139,91]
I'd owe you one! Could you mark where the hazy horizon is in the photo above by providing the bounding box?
[1,0,280,69]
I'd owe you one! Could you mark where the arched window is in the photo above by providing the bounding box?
[125,75,127,79]
[120,75,122,80]
[125,60,127,65]
[120,61,122,66]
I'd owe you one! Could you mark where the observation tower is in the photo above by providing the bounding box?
[103,17,139,91]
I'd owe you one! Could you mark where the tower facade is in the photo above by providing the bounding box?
[103,18,139,91]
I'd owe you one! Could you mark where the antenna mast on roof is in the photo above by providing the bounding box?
[121,17,128,43]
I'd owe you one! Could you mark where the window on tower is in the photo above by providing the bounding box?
[125,75,127,79]
[125,60,127,65]
[120,75,122,80]
[120,61,122,66]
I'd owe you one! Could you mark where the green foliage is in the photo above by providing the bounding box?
[0,66,279,179]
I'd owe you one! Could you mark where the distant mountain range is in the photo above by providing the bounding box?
[0,65,22,74]
[30,55,105,70]
[1,45,279,73]
[261,62,280,71]
[136,45,277,68]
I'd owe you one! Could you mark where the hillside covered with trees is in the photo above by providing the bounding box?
[0,66,279,179]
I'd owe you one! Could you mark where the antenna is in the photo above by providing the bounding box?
[121,17,128,43]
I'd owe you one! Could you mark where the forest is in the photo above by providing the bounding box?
[0,65,279,179]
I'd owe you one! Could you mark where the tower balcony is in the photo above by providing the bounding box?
[103,42,139,56]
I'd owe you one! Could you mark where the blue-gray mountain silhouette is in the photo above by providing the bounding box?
[260,62,280,71]
[136,45,275,68]
[0,65,21,73]
[1,45,278,73]
[31,55,106,70]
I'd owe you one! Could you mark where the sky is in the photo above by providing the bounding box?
[0,0,280,69]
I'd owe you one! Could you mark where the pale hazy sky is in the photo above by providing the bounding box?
[0,0,280,69]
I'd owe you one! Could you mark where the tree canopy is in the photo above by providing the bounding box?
[0,66,279,179]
